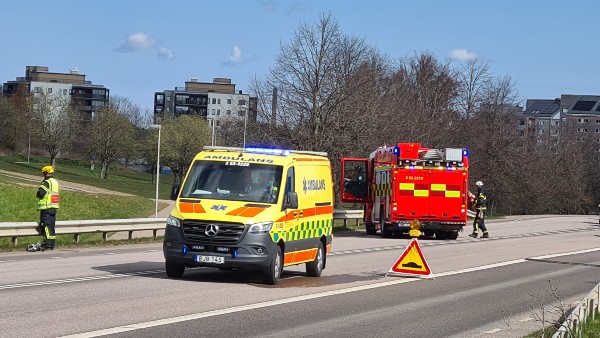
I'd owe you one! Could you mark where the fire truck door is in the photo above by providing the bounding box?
[340,158,369,203]
[373,168,391,221]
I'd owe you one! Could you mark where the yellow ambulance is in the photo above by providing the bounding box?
[163,146,334,285]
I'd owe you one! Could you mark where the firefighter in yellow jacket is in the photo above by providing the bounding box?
[37,165,59,250]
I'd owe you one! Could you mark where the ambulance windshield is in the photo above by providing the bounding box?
[180,160,284,204]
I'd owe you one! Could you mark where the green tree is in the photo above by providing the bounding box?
[87,103,136,179]
[160,115,212,182]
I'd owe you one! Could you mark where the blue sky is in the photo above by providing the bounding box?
[1,1,597,111]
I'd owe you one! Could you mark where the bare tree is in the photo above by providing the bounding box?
[30,92,82,167]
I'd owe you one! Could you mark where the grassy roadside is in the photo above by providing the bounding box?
[0,154,175,199]
[0,155,169,251]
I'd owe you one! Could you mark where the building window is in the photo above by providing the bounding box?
[238,109,246,116]
[47,88,52,93]
[212,98,216,104]
[166,96,171,102]
[34,87,41,93]
[596,119,600,123]
[596,128,600,133]
[238,99,246,106]
[218,99,221,104]
[217,109,220,115]
[227,99,232,104]
[227,110,231,115]
[212,109,216,115]
[538,121,544,125]
[63,89,68,95]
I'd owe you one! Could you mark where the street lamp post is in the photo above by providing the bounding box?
[150,124,161,217]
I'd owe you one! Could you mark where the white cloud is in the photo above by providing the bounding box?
[158,47,174,60]
[261,1,277,13]
[229,46,242,63]
[115,32,156,52]
[449,48,478,61]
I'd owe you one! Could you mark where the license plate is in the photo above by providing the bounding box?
[194,255,224,264]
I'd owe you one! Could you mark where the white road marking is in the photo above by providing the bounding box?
[50,257,63,259]
[484,328,502,334]
[57,258,528,338]
[0,260,13,263]
[0,270,165,290]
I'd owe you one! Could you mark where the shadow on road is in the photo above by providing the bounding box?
[92,261,382,288]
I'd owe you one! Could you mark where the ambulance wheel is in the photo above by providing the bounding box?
[263,246,282,285]
[447,231,459,240]
[165,260,185,278]
[306,243,324,277]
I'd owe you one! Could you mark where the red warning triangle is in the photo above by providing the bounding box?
[388,238,432,276]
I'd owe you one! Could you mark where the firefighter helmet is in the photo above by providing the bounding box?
[41,165,54,174]
[475,181,483,187]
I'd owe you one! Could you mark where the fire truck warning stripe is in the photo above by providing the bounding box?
[430,184,446,191]
[445,191,461,198]
[399,183,414,190]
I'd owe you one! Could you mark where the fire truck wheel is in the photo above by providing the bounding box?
[366,224,377,235]
[436,231,448,240]
[424,230,435,237]
[306,242,324,277]
[380,210,392,238]
[446,231,459,240]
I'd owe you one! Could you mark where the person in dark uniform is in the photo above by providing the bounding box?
[469,180,489,238]
[37,165,60,250]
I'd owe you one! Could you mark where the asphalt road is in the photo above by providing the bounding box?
[0,215,598,338]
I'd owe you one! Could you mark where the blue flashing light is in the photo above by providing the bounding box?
[245,147,290,156]
[232,249,238,258]
[393,146,399,155]
[409,165,415,169]
[182,245,188,255]
[463,149,468,157]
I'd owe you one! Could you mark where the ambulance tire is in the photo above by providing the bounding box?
[306,242,324,277]
[165,260,185,278]
[263,246,283,285]
[446,231,459,240]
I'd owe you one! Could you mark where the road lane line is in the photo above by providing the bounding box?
[54,248,600,337]
[0,270,165,290]
[57,258,528,338]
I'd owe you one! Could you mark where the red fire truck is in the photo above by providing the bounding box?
[340,143,469,239]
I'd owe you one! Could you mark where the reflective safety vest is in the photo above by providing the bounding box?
[475,189,487,211]
[37,177,60,210]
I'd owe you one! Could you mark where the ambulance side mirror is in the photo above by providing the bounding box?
[170,183,180,201]
[282,192,298,210]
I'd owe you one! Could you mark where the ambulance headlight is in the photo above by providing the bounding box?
[166,215,181,228]
[248,222,273,233]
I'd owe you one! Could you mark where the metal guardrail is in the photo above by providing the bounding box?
[0,210,365,246]
[0,218,167,246]
[553,281,600,337]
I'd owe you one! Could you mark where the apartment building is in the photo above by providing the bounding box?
[518,95,600,150]
[2,66,110,120]
[153,77,257,126]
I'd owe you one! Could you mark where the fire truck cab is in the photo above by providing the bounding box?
[341,143,469,239]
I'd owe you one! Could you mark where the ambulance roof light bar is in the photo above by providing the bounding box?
[202,146,327,157]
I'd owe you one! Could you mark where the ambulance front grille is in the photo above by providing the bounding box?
[182,220,246,244]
